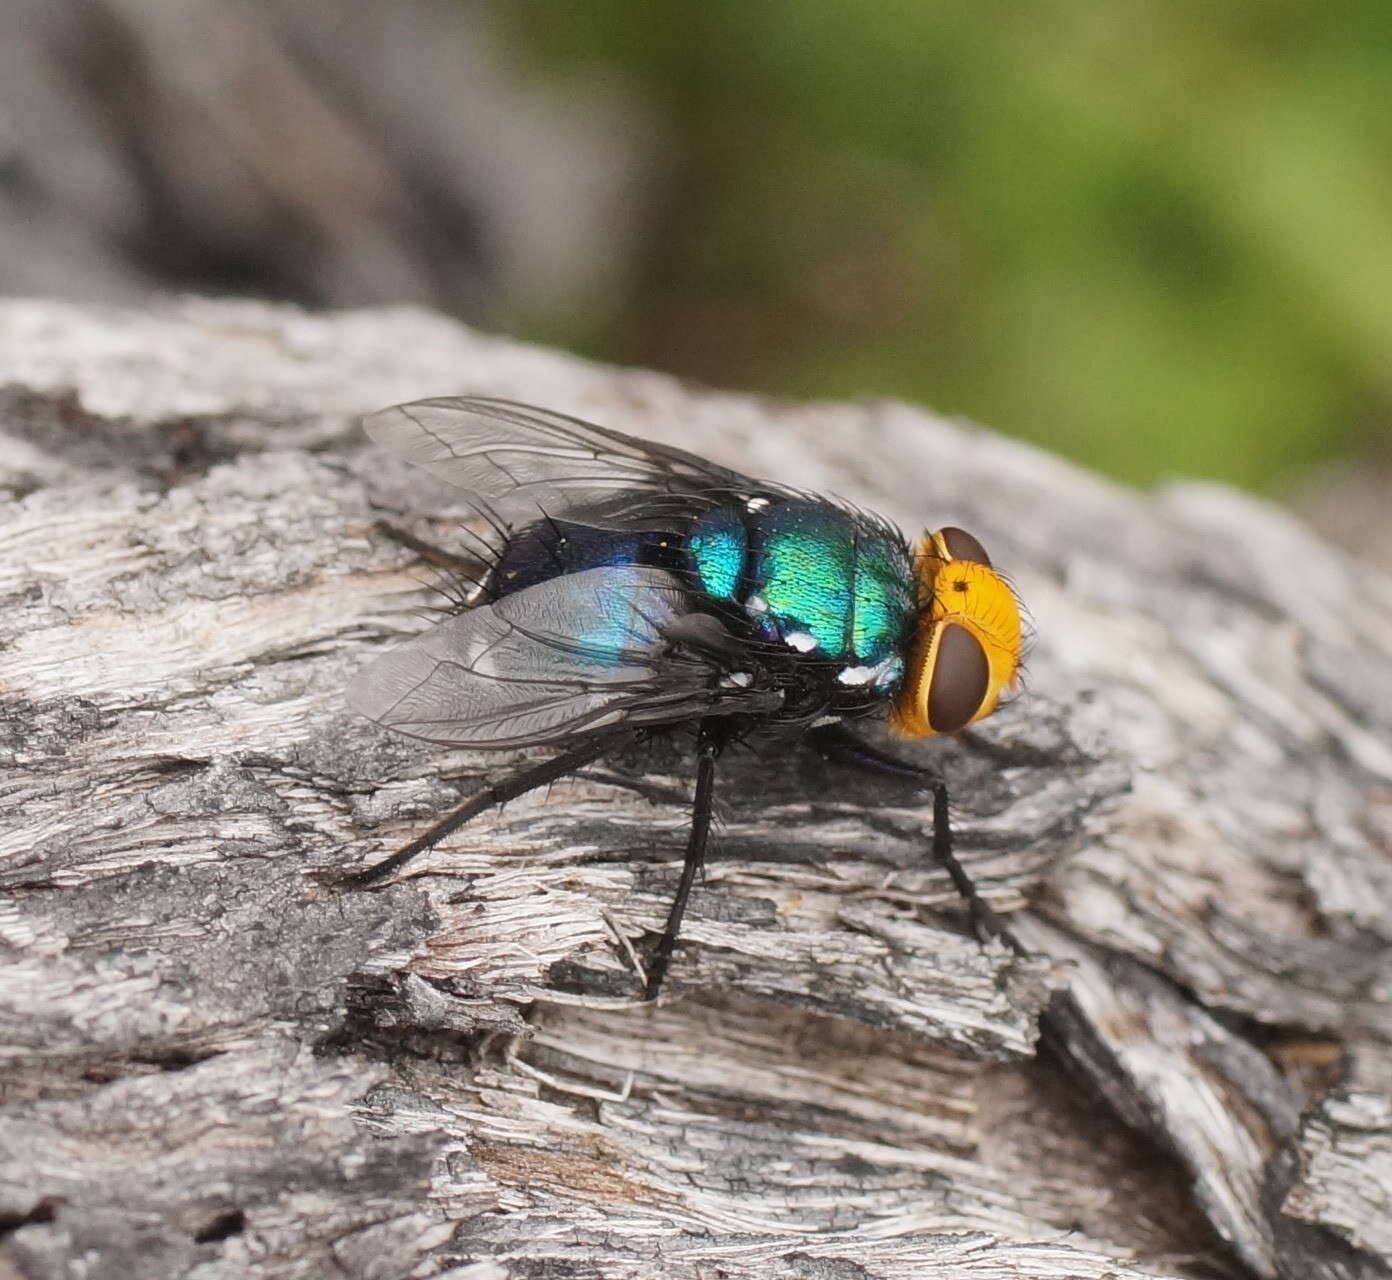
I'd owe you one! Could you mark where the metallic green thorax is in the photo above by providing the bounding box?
[756,503,854,654]
[850,532,916,665]
[685,499,914,667]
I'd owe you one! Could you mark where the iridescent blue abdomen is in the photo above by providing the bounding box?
[686,507,747,600]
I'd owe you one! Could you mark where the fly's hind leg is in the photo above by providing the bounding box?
[338,734,623,889]
[806,723,1026,958]
[643,721,724,999]
[373,520,480,576]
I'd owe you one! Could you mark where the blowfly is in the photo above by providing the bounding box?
[346,397,1026,996]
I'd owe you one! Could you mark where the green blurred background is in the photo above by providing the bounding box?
[4,0,1388,519]
[501,1,1392,498]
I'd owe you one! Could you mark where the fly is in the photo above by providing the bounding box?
[344,397,1026,997]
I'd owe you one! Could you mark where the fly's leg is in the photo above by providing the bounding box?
[373,520,479,576]
[806,723,1026,958]
[338,734,623,889]
[643,722,724,999]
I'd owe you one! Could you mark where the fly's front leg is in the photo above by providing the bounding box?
[806,723,1025,957]
[643,722,724,999]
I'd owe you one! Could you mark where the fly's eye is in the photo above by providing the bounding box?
[937,526,992,567]
[927,623,990,733]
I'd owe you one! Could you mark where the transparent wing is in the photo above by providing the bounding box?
[348,565,763,748]
[363,396,754,531]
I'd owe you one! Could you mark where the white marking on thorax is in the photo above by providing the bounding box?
[837,654,900,687]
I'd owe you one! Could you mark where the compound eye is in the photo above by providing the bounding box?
[937,526,992,567]
[927,623,990,733]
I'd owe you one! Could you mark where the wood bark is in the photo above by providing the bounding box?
[1,296,1389,1280]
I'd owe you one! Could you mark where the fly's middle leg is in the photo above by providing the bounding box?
[642,721,724,999]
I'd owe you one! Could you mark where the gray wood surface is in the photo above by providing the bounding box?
[1,296,1389,1280]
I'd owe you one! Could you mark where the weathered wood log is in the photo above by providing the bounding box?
[1,296,1389,1280]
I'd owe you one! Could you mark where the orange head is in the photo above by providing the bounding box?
[889,527,1023,737]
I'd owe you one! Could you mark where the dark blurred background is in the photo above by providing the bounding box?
[3,0,1388,562]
